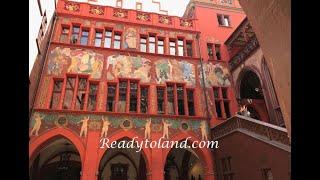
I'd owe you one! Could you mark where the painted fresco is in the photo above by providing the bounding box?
[29,111,208,140]
[47,47,104,79]
[199,63,231,87]
[123,27,137,49]
[155,59,196,86]
[106,55,151,83]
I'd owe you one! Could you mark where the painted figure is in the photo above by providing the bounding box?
[100,116,111,138]
[162,119,172,139]
[30,113,45,136]
[78,116,90,138]
[144,118,152,139]
[124,28,137,49]
[200,121,208,141]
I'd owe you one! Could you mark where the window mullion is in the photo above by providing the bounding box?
[83,79,90,111]
[126,80,130,113]
[71,76,79,110]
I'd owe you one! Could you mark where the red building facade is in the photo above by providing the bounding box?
[29,0,290,180]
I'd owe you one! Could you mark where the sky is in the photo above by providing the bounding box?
[29,0,190,75]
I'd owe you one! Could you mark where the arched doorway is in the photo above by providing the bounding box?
[98,137,147,180]
[164,147,204,180]
[237,69,269,122]
[29,137,82,180]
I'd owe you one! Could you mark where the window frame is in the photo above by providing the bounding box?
[60,25,70,43]
[217,14,231,27]
[212,86,231,119]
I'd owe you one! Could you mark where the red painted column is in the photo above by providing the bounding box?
[81,131,100,180]
[150,134,165,180]
[149,85,157,114]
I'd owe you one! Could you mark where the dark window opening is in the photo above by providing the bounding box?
[129,82,138,112]
[118,81,127,112]
[186,41,193,57]
[207,43,214,59]
[217,14,230,27]
[167,84,175,115]
[215,101,222,118]
[177,85,185,115]
[224,101,231,118]
[140,87,148,113]
[106,84,116,112]
[157,88,165,114]
[222,88,228,99]
[187,90,195,116]
[215,44,221,60]
[75,78,87,110]
[213,87,219,98]
[87,83,98,111]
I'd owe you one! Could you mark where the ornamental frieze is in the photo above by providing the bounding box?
[159,15,172,25]
[89,6,104,15]
[180,19,193,27]
[113,9,128,18]
[229,36,259,71]
[137,12,151,21]
[64,2,80,12]
[29,111,209,141]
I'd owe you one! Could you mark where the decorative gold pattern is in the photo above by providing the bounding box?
[64,2,80,12]
[113,9,128,18]
[89,6,104,15]
[158,15,172,25]
[137,12,151,21]
[180,19,193,27]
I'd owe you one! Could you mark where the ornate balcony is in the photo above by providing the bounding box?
[211,115,290,150]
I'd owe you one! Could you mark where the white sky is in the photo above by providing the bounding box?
[29,0,190,75]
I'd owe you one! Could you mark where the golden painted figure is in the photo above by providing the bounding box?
[78,116,90,138]
[30,113,45,136]
[144,118,152,139]
[200,121,208,141]
[162,119,172,139]
[100,116,111,138]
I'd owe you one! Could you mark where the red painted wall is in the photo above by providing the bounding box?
[214,132,290,180]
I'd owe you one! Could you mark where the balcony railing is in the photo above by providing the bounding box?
[211,115,290,148]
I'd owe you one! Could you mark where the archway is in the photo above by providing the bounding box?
[29,137,82,180]
[164,147,204,180]
[237,68,269,122]
[98,137,148,180]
